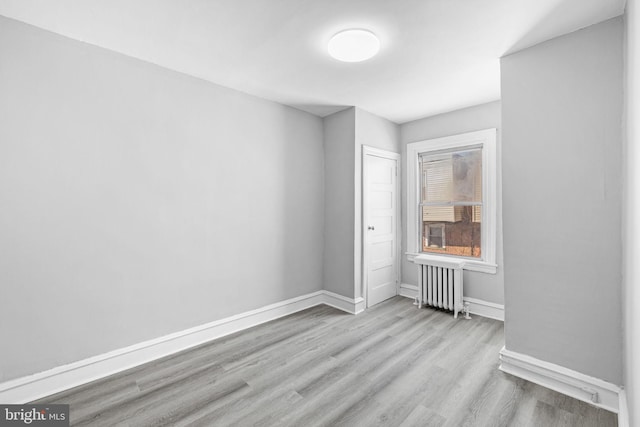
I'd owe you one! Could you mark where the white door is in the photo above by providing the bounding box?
[364,148,400,308]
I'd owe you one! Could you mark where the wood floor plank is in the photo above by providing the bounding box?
[399,405,446,427]
[32,297,617,427]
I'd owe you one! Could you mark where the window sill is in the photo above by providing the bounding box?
[406,253,497,274]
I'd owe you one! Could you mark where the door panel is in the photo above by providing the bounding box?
[365,153,399,307]
[371,240,393,261]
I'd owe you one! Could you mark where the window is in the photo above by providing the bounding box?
[406,129,497,273]
[425,223,445,248]
[420,148,481,257]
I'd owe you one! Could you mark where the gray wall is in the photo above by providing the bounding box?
[624,0,640,422]
[323,108,356,298]
[400,101,504,305]
[502,18,623,384]
[322,107,399,300]
[356,108,400,153]
[0,16,325,382]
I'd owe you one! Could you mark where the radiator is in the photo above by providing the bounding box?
[414,256,466,318]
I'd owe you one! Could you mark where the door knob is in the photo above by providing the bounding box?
[368,226,375,230]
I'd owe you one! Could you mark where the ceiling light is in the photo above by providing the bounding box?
[327,29,380,62]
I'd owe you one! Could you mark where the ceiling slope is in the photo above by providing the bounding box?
[0,0,625,123]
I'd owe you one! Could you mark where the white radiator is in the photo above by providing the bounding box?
[414,256,466,318]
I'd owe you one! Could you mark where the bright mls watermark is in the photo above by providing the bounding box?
[0,405,68,426]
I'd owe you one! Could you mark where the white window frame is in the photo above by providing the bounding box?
[406,128,497,274]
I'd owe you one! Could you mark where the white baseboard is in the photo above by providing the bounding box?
[322,291,365,314]
[0,290,362,404]
[463,297,504,321]
[499,347,621,413]
[399,283,418,299]
[398,284,504,322]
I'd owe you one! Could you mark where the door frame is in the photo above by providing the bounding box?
[362,146,402,308]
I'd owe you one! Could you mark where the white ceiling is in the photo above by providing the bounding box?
[0,0,625,123]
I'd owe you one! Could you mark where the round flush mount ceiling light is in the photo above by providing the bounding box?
[327,29,380,62]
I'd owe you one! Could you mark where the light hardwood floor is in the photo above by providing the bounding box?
[35,297,617,426]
